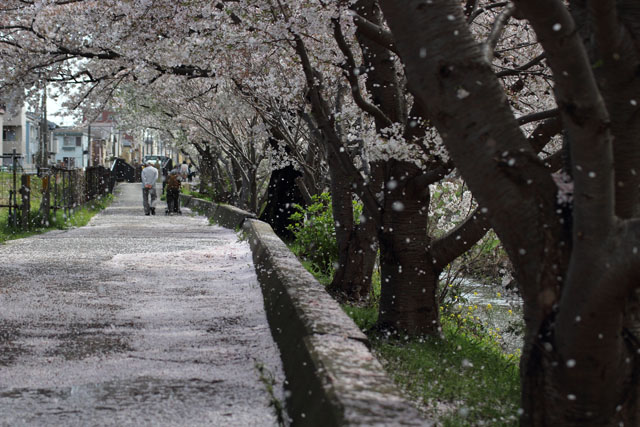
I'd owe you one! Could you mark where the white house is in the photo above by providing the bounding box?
[52,126,89,168]
[1,104,42,170]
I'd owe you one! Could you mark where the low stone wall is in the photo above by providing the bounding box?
[181,195,428,426]
[243,219,427,426]
[179,194,255,229]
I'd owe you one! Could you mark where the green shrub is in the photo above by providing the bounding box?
[287,193,337,275]
[287,192,362,276]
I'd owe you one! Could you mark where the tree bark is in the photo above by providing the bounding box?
[376,160,439,335]
[328,169,377,300]
[378,0,640,424]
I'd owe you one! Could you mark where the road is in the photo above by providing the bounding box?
[0,183,284,426]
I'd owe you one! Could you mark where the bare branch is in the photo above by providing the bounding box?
[431,208,490,271]
[483,3,516,61]
[468,1,509,24]
[517,108,559,125]
[350,12,397,54]
[496,53,546,77]
[332,18,393,128]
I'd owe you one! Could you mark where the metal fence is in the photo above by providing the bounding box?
[48,167,80,219]
[0,151,24,227]
[85,166,113,202]
[0,159,114,229]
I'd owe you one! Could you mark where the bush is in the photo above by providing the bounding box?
[287,192,362,276]
[287,193,337,275]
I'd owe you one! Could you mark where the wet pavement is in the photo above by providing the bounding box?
[0,183,285,426]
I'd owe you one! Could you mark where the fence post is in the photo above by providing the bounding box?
[40,174,50,225]
[10,149,17,227]
[20,174,30,229]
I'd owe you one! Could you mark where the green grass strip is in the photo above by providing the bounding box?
[343,305,520,426]
[0,194,113,244]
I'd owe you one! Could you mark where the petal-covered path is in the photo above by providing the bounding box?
[0,183,284,426]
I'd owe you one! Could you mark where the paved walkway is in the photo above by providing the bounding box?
[0,183,284,426]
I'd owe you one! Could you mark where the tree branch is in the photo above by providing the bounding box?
[332,18,393,128]
[496,53,546,77]
[293,34,381,224]
[468,1,509,24]
[483,2,516,61]
[514,0,615,239]
[350,12,397,54]
[526,116,562,153]
[431,207,490,271]
[517,108,559,125]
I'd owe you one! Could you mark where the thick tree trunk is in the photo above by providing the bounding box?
[378,0,640,423]
[258,136,306,238]
[520,283,638,426]
[377,161,438,335]
[258,165,304,239]
[328,157,377,300]
[192,144,219,197]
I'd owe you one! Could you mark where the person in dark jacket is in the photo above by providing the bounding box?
[165,168,182,215]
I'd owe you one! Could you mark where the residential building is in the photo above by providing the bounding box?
[52,126,89,168]
[86,110,121,167]
[1,104,42,170]
[120,134,136,164]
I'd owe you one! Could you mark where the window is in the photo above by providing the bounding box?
[3,128,16,141]
[63,136,75,146]
[76,136,82,147]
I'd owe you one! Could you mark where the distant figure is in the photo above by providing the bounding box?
[187,162,195,182]
[141,161,159,215]
[165,167,182,215]
[161,165,168,193]
[180,160,189,180]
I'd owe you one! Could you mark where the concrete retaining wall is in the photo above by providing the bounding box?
[179,194,255,229]
[181,195,428,426]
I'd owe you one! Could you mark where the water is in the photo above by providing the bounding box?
[452,278,523,355]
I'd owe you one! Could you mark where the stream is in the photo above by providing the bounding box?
[455,279,523,356]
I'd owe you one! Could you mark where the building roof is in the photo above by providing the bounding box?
[53,126,87,135]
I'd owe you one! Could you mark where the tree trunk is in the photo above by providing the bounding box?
[520,276,638,426]
[328,154,377,300]
[376,161,439,335]
[378,0,640,422]
[259,137,303,239]
[193,145,217,197]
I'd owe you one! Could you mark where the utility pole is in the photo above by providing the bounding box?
[39,83,51,223]
[87,123,92,167]
[39,83,48,168]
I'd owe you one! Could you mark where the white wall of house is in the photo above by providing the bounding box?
[0,106,46,170]
[2,106,26,161]
[53,129,88,168]
[25,114,40,167]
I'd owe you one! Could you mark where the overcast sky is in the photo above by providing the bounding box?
[47,95,77,127]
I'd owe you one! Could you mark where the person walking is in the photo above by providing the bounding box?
[164,167,182,215]
[180,160,189,181]
[141,161,159,215]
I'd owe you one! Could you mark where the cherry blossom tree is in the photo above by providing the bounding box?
[0,0,544,332]
[114,79,273,212]
[7,2,623,423]
[379,0,640,424]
